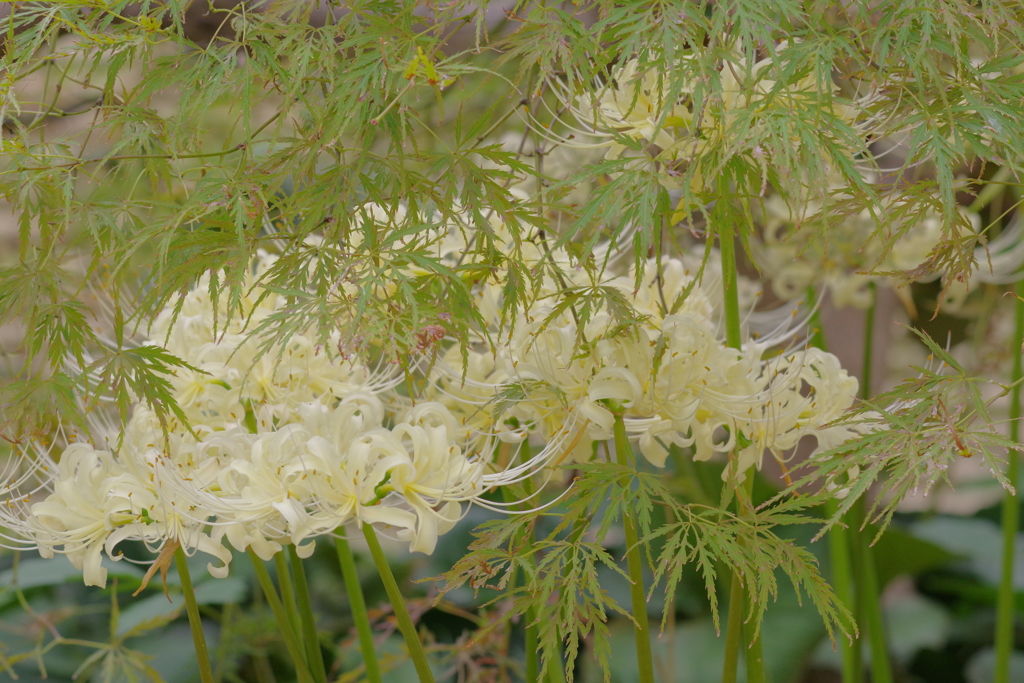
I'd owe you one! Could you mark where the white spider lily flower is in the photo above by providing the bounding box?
[401,401,460,434]
[221,333,371,422]
[640,315,755,464]
[167,360,241,429]
[150,400,393,562]
[297,398,418,539]
[636,417,695,467]
[385,421,485,554]
[497,306,722,467]
[143,395,488,560]
[426,269,688,457]
[493,293,859,477]
[498,311,624,461]
[25,438,232,587]
[116,402,325,565]
[26,444,142,587]
[108,410,236,577]
[730,348,859,474]
[211,424,326,556]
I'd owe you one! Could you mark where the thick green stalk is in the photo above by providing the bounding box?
[335,530,383,683]
[288,546,328,683]
[501,479,540,683]
[274,551,303,655]
[718,207,743,683]
[543,634,569,683]
[523,613,539,683]
[247,551,316,683]
[519,475,541,683]
[174,548,215,683]
[744,619,767,683]
[807,288,862,683]
[851,281,893,683]
[722,573,744,683]
[361,523,436,683]
[214,602,236,683]
[519,545,542,683]
[743,469,768,683]
[723,474,769,683]
[827,500,863,683]
[717,194,743,351]
[850,499,892,683]
[612,412,656,683]
[717,181,765,681]
[545,517,581,683]
[860,282,876,404]
[995,278,1024,683]
[526,604,541,683]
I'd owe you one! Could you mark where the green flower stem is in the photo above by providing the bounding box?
[722,572,744,683]
[550,518,589,683]
[995,278,1024,683]
[335,530,384,683]
[248,550,316,683]
[722,475,769,683]
[521,527,544,683]
[519,507,563,683]
[501,477,540,683]
[525,618,542,683]
[717,185,744,351]
[743,618,767,683]
[807,287,862,683]
[827,500,863,683]
[850,281,893,683]
[717,181,764,682]
[214,602,236,683]
[288,546,328,683]
[527,590,541,682]
[849,499,892,683]
[274,551,304,664]
[521,545,542,683]
[541,630,570,683]
[741,474,769,683]
[860,282,876,404]
[174,548,215,683]
[612,412,656,683]
[361,523,436,683]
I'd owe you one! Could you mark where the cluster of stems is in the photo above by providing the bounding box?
[174,525,433,683]
[813,282,895,683]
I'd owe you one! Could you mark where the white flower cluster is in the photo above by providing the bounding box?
[4,204,862,587]
[559,43,863,193]
[430,223,860,478]
[754,194,980,309]
[5,251,491,586]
